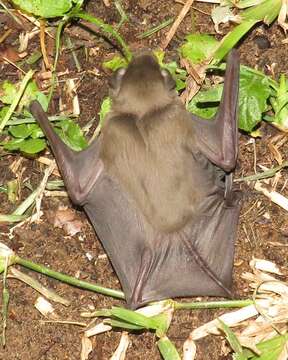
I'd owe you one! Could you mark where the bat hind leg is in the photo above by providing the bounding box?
[129,248,153,309]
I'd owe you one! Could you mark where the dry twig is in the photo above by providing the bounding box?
[161,0,194,49]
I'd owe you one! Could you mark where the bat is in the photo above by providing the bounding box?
[30,50,241,309]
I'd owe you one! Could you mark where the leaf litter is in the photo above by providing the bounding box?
[0,0,285,360]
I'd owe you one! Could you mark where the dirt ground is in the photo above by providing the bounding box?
[0,1,288,359]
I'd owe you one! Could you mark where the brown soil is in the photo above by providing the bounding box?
[0,1,288,359]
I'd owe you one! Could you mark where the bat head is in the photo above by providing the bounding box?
[109,53,177,116]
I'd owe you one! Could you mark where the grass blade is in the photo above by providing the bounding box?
[157,336,181,360]
[0,70,34,132]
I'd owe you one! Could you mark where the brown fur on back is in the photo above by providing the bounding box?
[100,54,218,232]
[101,102,218,232]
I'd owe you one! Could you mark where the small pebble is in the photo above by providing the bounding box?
[253,35,271,49]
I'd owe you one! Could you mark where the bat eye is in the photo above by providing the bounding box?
[161,69,176,90]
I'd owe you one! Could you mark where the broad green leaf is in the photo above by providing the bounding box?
[157,337,181,360]
[22,81,49,110]
[56,119,88,151]
[30,124,44,138]
[19,138,46,154]
[0,107,9,120]
[162,61,187,91]
[187,67,271,132]
[0,80,48,111]
[187,84,222,119]
[11,0,73,18]
[103,55,128,71]
[0,81,17,104]
[179,34,219,64]
[239,71,271,131]
[2,138,25,151]
[8,124,33,138]
[0,70,34,132]
[242,334,288,360]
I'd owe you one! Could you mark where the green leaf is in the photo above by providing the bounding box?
[11,0,73,18]
[19,138,46,154]
[98,97,111,125]
[110,307,160,330]
[241,0,281,24]
[218,320,247,359]
[0,214,27,224]
[235,0,265,9]
[239,70,271,132]
[0,70,34,132]
[8,124,33,138]
[213,20,257,62]
[56,119,88,151]
[187,84,222,119]
[0,80,48,111]
[0,107,9,120]
[212,0,281,62]
[179,34,219,64]
[152,312,172,337]
[249,333,288,360]
[107,319,145,331]
[30,124,44,138]
[22,81,49,110]
[269,74,288,131]
[103,55,128,71]
[0,81,18,104]
[2,138,25,151]
[187,66,271,132]
[157,337,181,360]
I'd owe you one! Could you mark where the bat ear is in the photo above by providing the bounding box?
[109,67,127,95]
[161,69,176,90]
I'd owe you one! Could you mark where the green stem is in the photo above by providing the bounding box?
[173,299,253,310]
[234,161,288,183]
[6,115,76,126]
[137,18,174,39]
[73,10,132,61]
[0,70,34,132]
[15,256,125,300]
[0,214,27,223]
[48,18,68,104]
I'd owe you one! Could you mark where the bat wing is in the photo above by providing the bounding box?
[191,49,239,173]
[84,171,240,308]
[29,101,103,206]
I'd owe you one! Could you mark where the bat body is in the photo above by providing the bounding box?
[30,51,241,309]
